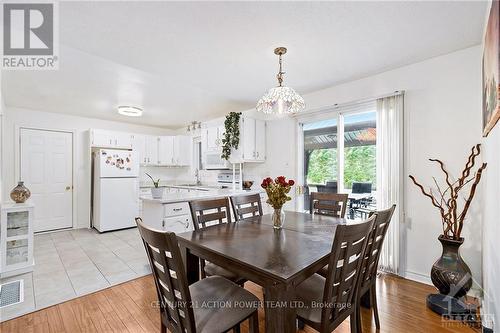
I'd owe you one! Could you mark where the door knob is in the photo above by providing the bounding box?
[65,186,71,191]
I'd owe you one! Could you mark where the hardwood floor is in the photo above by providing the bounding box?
[0,273,478,333]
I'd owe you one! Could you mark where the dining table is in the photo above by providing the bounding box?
[176,211,346,333]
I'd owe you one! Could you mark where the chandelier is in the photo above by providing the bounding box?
[256,47,305,115]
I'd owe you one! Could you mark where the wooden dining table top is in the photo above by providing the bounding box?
[176,211,346,284]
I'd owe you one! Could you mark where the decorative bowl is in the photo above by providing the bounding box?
[242,180,254,190]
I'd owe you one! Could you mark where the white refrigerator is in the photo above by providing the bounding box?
[93,149,139,232]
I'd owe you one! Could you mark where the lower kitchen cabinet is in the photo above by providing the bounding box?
[141,200,194,233]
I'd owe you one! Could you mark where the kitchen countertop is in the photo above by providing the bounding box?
[139,180,224,190]
[140,188,264,204]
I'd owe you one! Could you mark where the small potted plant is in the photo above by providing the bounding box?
[261,176,294,229]
[146,173,163,199]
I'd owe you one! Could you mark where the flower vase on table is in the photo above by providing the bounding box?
[261,176,294,230]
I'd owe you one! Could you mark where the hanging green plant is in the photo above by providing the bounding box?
[221,112,242,160]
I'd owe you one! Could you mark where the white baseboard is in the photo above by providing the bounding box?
[403,270,433,286]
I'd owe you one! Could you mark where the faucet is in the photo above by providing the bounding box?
[195,168,202,185]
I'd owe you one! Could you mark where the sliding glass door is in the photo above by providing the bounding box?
[302,118,339,211]
[342,112,377,191]
[298,102,377,216]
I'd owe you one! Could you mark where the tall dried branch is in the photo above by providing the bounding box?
[457,163,487,236]
[409,144,487,240]
[429,158,454,189]
[458,144,481,187]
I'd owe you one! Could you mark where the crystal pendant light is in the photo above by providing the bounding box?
[256,47,305,115]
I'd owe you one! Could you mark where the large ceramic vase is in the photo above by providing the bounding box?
[10,181,31,203]
[430,235,472,298]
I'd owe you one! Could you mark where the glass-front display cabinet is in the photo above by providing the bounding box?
[0,203,34,278]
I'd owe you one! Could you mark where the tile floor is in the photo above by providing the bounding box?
[0,227,151,322]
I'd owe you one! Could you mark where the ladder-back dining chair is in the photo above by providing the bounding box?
[310,192,349,218]
[135,217,259,333]
[355,205,396,333]
[294,216,376,333]
[189,198,247,286]
[230,193,263,221]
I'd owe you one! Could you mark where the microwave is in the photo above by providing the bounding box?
[204,151,230,170]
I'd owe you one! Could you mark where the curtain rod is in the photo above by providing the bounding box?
[293,90,405,119]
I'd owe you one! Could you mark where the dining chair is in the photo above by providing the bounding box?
[310,192,349,218]
[135,218,259,333]
[230,193,263,221]
[294,216,376,333]
[354,205,396,333]
[189,198,247,286]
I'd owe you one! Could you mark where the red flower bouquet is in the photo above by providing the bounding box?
[261,176,295,209]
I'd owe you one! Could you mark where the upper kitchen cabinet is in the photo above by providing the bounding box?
[131,134,159,166]
[90,129,133,149]
[203,125,225,152]
[174,136,192,166]
[158,136,192,166]
[131,134,146,165]
[158,136,174,165]
[230,117,266,163]
[144,135,159,165]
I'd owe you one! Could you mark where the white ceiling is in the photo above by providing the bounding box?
[2,1,487,128]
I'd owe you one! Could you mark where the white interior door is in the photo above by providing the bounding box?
[20,128,73,232]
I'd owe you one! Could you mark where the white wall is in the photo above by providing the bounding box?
[1,107,173,228]
[480,3,499,329]
[244,46,484,288]
[481,125,499,330]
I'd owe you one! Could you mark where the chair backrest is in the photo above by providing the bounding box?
[135,218,196,333]
[325,181,338,193]
[359,205,396,291]
[352,182,372,194]
[230,194,263,221]
[310,192,349,218]
[321,216,376,331]
[189,198,232,230]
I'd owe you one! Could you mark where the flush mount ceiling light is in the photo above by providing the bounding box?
[256,47,305,115]
[117,106,143,117]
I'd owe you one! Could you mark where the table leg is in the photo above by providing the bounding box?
[263,283,296,333]
[184,247,199,285]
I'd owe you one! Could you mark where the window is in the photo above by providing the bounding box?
[299,101,377,212]
[343,112,377,190]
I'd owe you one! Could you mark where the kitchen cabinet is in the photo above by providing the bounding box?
[145,135,159,165]
[131,134,147,165]
[230,117,266,163]
[204,125,225,152]
[158,136,174,165]
[92,129,191,167]
[158,136,191,166]
[174,136,192,166]
[90,129,133,149]
[132,135,159,166]
[141,200,193,233]
[254,119,266,161]
[1,203,34,278]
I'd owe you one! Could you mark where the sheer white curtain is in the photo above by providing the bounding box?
[376,93,404,274]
